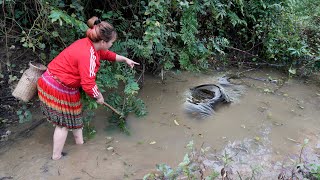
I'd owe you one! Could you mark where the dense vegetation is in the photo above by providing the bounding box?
[0,0,319,131]
[1,0,320,179]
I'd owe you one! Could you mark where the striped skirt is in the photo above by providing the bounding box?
[37,71,83,129]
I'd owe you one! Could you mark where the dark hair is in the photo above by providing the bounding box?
[86,16,117,43]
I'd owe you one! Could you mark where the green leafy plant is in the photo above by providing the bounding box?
[143,140,219,180]
[2,0,320,76]
[82,111,96,140]
[310,164,320,179]
[80,60,147,135]
[16,104,32,123]
[0,118,8,129]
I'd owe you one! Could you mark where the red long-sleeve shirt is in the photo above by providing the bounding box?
[48,37,116,98]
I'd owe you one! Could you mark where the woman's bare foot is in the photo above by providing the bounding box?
[51,152,67,160]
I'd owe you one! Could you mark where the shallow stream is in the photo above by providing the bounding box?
[1,69,320,179]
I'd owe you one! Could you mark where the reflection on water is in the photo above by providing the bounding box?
[1,69,320,179]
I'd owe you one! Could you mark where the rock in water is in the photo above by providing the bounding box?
[0,129,11,142]
[184,76,245,119]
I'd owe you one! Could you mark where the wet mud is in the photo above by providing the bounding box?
[1,69,320,179]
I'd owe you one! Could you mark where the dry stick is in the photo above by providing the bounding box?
[226,46,258,57]
[237,171,243,180]
[247,42,263,52]
[161,68,164,82]
[299,143,306,164]
[230,61,285,67]
[81,169,102,179]
[135,62,145,86]
[2,3,10,73]
[102,102,122,116]
[136,70,144,83]
[237,68,256,76]
[299,57,320,69]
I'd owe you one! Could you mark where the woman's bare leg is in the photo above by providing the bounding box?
[52,126,68,160]
[72,128,84,144]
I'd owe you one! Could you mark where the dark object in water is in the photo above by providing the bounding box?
[188,84,230,105]
[185,83,231,119]
[185,76,245,119]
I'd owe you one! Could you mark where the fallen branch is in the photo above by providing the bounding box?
[230,61,286,67]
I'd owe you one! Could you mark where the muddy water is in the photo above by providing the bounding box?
[1,69,320,179]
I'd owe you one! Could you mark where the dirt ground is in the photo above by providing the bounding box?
[0,40,40,143]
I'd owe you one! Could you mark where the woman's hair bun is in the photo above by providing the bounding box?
[87,16,99,29]
[86,16,117,43]
[94,19,101,25]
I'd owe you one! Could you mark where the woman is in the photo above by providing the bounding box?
[37,16,139,160]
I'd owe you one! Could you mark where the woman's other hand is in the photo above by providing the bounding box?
[96,93,105,105]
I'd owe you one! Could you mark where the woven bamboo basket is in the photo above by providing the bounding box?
[12,62,47,102]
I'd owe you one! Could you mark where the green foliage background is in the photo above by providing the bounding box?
[1,0,319,73]
[1,0,319,132]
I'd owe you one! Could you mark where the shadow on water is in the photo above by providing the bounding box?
[1,69,320,179]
